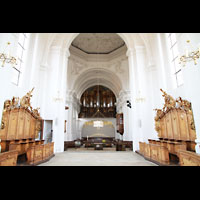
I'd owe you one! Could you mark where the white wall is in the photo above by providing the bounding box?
[1,33,200,153]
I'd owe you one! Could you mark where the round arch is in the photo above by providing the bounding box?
[72,67,123,100]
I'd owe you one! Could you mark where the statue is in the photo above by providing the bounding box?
[160,89,176,112]
[20,88,34,110]
[32,107,40,118]
[3,100,12,111]
[11,96,20,109]
[176,97,192,112]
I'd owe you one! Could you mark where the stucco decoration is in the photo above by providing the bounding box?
[71,33,125,54]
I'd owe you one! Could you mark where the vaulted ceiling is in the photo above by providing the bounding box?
[71,33,125,54]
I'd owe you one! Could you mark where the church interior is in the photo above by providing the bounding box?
[0,33,200,166]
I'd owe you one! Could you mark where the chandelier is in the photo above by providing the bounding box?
[0,42,17,67]
[179,40,200,66]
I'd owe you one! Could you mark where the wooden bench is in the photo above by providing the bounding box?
[0,150,18,166]
[178,150,200,166]
[139,142,170,165]
[26,142,54,165]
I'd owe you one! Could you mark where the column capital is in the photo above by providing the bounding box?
[126,48,135,57]
[135,45,146,54]
[63,48,70,58]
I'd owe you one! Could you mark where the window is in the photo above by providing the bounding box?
[12,33,28,86]
[167,33,183,87]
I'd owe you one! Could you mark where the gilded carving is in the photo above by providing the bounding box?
[20,88,34,110]
[154,89,196,134]
[160,89,176,112]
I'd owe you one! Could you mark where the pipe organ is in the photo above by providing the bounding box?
[78,85,116,118]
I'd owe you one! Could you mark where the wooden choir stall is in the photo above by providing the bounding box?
[139,89,200,166]
[0,88,54,166]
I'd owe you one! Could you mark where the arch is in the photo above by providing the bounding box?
[72,67,122,100]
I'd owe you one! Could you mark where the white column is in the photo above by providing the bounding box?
[126,48,140,151]
[52,48,70,153]
[66,90,74,141]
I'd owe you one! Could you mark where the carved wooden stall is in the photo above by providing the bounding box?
[0,89,54,166]
[139,89,199,166]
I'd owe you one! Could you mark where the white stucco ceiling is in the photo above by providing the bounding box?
[71,33,125,54]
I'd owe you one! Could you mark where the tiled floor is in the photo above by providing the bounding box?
[39,149,157,166]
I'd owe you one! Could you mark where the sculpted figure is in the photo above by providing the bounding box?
[154,108,164,121]
[160,89,176,112]
[33,107,40,118]
[3,100,12,111]
[20,88,34,110]
[11,96,20,109]
[176,97,191,111]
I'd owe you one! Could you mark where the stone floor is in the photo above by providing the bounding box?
[39,148,157,166]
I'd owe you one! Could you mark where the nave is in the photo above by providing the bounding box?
[38,149,157,166]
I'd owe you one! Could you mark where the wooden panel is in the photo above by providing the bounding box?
[34,144,43,164]
[186,112,196,141]
[160,117,167,139]
[177,110,190,141]
[26,146,35,164]
[150,144,159,161]
[29,116,36,139]
[16,109,25,139]
[158,146,169,164]
[165,112,173,140]
[171,109,180,140]
[0,150,18,166]
[144,143,150,158]
[0,140,7,152]
[0,111,10,140]
[50,142,54,155]
[139,142,145,155]
[7,110,19,140]
[178,150,200,166]
[9,143,22,155]
[24,112,31,139]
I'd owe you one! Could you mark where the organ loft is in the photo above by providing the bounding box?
[78,85,116,118]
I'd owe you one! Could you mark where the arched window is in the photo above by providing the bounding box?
[12,33,29,86]
[167,33,184,87]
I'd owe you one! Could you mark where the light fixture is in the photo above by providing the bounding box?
[135,91,146,103]
[179,40,200,67]
[0,42,17,67]
[53,91,63,102]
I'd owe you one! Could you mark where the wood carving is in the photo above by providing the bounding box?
[20,88,34,110]
[160,89,176,112]
[32,107,41,118]
[11,97,20,109]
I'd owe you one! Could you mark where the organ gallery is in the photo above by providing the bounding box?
[78,85,116,118]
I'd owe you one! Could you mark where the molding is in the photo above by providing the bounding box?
[69,45,127,62]
[126,48,136,57]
